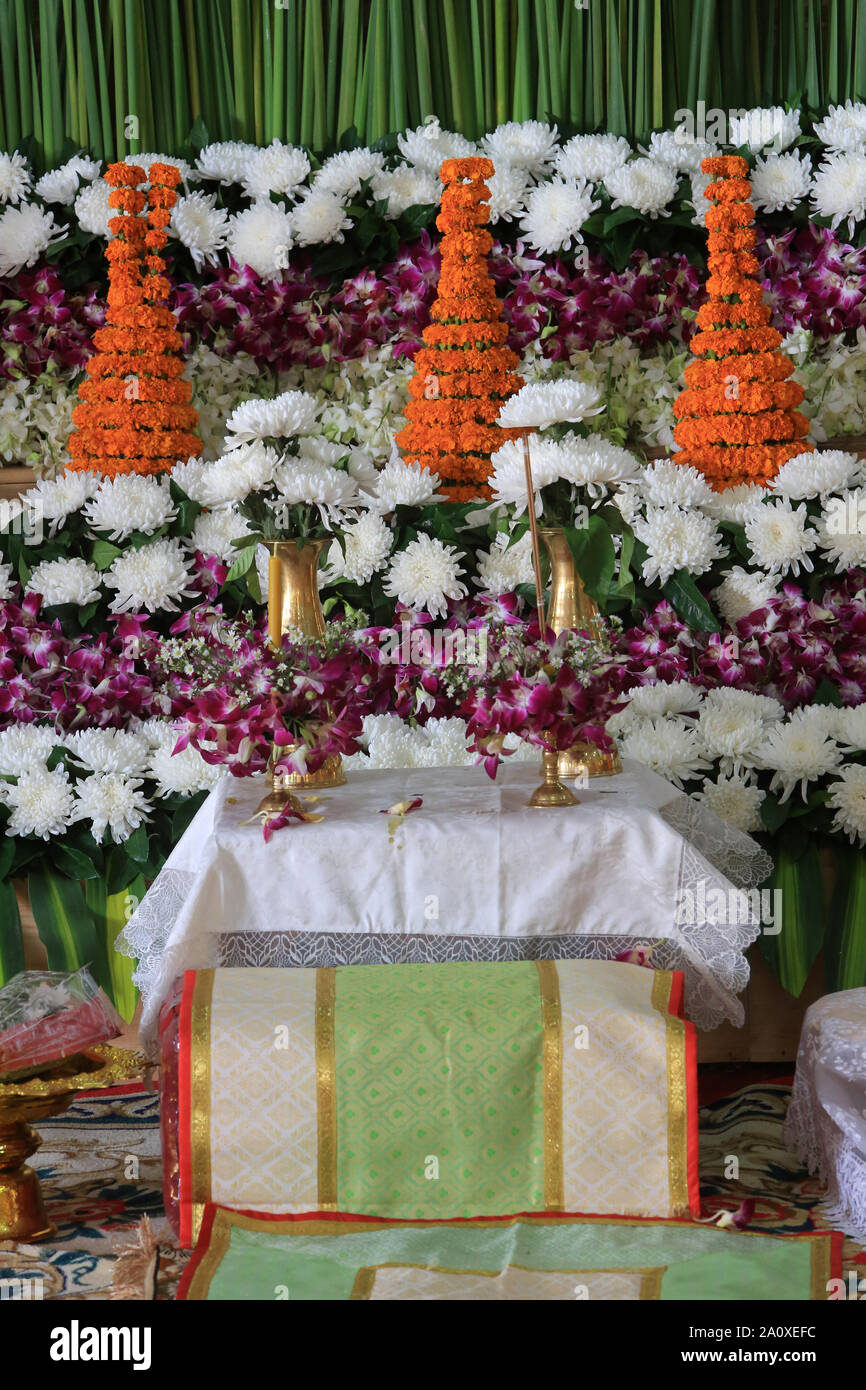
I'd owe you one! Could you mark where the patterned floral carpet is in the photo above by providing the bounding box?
[1,1079,863,1299]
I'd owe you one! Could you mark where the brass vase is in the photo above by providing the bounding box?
[540,526,622,781]
[259,539,346,814]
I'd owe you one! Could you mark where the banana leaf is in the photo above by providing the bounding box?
[824,842,866,991]
[85,874,144,1022]
[0,879,25,987]
[27,870,100,980]
[758,838,825,997]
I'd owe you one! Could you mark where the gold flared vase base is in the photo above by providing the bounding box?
[559,742,623,781]
[529,750,580,809]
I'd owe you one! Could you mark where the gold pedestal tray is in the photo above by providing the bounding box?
[0,1044,147,1243]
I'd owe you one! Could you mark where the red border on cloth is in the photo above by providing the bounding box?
[665,970,701,1218]
[177,970,197,1248]
[177,1202,844,1300]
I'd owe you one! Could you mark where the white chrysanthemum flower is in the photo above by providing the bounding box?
[640,130,718,175]
[3,766,77,839]
[195,141,261,185]
[697,704,765,775]
[633,505,725,586]
[26,557,102,607]
[35,155,100,205]
[370,164,440,217]
[0,725,62,776]
[813,101,866,152]
[770,449,861,500]
[30,470,100,532]
[497,379,602,430]
[833,705,866,752]
[0,151,31,204]
[384,534,467,617]
[476,530,534,594]
[191,506,252,562]
[273,458,362,518]
[346,446,380,493]
[415,717,476,768]
[0,561,15,601]
[290,188,352,246]
[811,152,866,237]
[67,728,150,776]
[618,716,711,788]
[225,390,319,445]
[712,565,780,624]
[701,483,768,522]
[146,741,225,797]
[536,432,639,498]
[321,510,393,585]
[604,158,678,218]
[0,204,67,275]
[106,538,196,613]
[744,498,818,575]
[486,164,531,223]
[729,106,800,153]
[375,455,440,510]
[171,192,229,269]
[703,687,784,723]
[397,119,477,173]
[242,140,310,199]
[314,148,386,197]
[638,458,715,509]
[694,772,765,834]
[554,133,631,183]
[760,715,843,802]
[817,487,866,570]
[74,180,113,237]
[74,771,150,844]
[298,437,350,467]
[489,436,560,512]
[84,473,176,540]
[751,152,812,213]
[226,202,294,278]
[518,177,599,254]
[482,121,559,175]
[826,764,866,845]
[178,442,280,508]
[688,171,712,227]
[625,681,704,719]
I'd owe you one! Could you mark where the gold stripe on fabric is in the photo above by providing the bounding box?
[535,960,564,1211]
[185,1207,234,1300]
[651,970,689,1217]
[810,1236,832,1301]
[315,967,338,1210]
[640,1268,666,1300]
[190,969,214,1242]
[349,1268,376,1300]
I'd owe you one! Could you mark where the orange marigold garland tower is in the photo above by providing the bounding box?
[397,157,524,501]
[68,162,201,477]
[673,154,812,490]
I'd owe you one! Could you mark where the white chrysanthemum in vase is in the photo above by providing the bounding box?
[712,566,780,625]
[226,202,294,278]
[397,120,477,173]
[191,506,252,562]
[633,505,725,586]
[496,379,602,430]
[146,742,226,797]
[750,152,812,214]
[195,141,261,185]
[374,455,441,510]
[826,765,866,845]
[476,531,535,594]
[35,155,100,205]
[74,180,113,237]
[67,728,150,776]
[291,188,352,246]
[554,133,631,183]
[225,390,320,445]
[818,487,866,570]
[30,471,100,532]
[0,725,62,777]
[728,106,800,153]
[370,164,441,218]
[482,121,559,176]
[624,681,704,719]
[384,534,467,618]
[0,152,32,204]
[759,716,843,802]
[314,149,386,198]
[702,687,784,723]
[770,450,862,500]
[813,101,866,152]
[176,443,280,508]
[701,483,768,523]
[810,152,866,237]
[0,204,67,275]
[618,716,711,789]
[697,705,766,776]
[603,158,677,218]
[321,510,394,586]
[241,140,310,199]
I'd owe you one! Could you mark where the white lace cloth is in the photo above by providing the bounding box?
[118,758,771,1053]
[785,988,866,1242]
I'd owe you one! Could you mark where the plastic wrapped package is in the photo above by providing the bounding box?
[0,968,122,1078]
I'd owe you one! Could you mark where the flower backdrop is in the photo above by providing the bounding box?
[0,109,865,1008]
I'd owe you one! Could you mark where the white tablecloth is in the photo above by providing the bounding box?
[119,758,771,1050]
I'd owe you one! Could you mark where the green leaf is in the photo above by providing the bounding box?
[0,878,25,987]
[226,544,257,582]
[759,791,791,834]
[53,844,103,881]
[123,825,150,864]
[825,844,866,991]
[85,874,143,1020]
[813,679,843,708]
[758,839,825,996]
[661,571,720,633]
[27,870,99,975]
[91,538,123,570]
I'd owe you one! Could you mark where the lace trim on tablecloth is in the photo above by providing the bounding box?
[785,992,866,1242]
[658,792,773,889]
